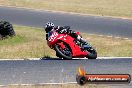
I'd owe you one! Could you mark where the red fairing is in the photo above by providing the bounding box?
[47,31,89,58]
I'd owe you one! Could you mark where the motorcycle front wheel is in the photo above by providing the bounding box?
[54,43,72,60]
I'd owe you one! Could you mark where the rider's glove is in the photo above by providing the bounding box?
[67,30,74,34]
[68,30,78,38]
[59,29,67,34]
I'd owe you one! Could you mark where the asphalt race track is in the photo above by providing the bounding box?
[0,6,132,38]
[0,6,132,87]
[0,58,132,87]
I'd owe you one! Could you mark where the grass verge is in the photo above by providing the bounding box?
[0,0,132,18]
[0,25,132,59]
[0,25,55,59]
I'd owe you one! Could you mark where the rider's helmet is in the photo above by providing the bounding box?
[45,22,55,33]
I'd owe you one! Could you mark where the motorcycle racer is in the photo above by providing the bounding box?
[44,22,87,45]
[44,22,97,59]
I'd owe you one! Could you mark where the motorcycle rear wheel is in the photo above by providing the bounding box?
[54,43,72,60]
[86,48,97,59]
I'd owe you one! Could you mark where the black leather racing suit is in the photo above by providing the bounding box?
[46,26,86,44]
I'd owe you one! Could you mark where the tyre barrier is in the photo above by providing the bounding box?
[0,20,15,39]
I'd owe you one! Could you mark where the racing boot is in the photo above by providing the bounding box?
[80,38,87,45]
[80,38,92,50]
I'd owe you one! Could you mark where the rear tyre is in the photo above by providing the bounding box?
[87,48,97,59]
[54,43,72,60]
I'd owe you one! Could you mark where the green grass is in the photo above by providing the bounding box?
[0,25,55,59]
[0,25,132,59]
[0,0,132,18]
[0,35,26,45]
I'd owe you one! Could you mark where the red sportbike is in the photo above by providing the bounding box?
[47,30,97,59]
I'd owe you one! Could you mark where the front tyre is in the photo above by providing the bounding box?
[54,43,72,60]
[56,53,62,58]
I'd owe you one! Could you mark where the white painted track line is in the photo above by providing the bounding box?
[97,57,132,59]
[0,82,77,87]
[0,57,131,60]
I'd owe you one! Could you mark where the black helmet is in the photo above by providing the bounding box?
[45,22,55,33]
